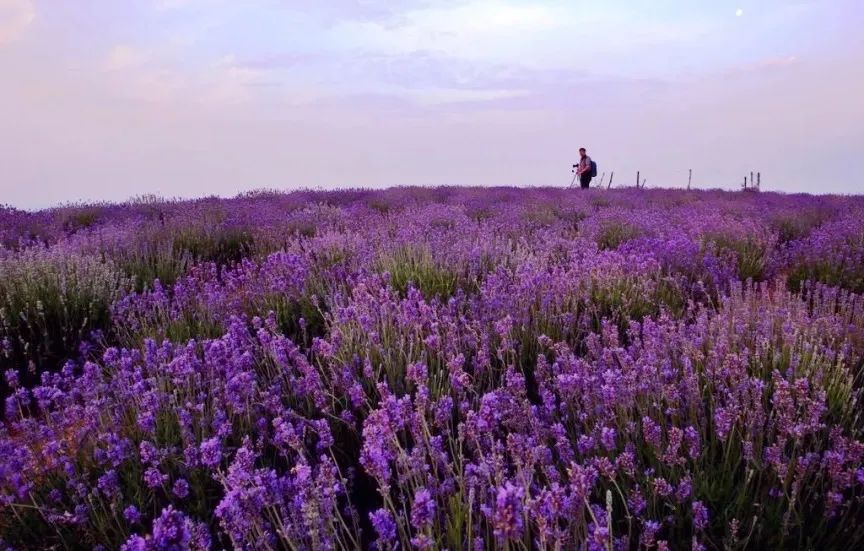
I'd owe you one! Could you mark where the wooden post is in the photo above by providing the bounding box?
[608,172,614,189]
[688,169,692,190]
[750,172,754,189]
[641,177,647,188]
[757,172,761,190]
[599,173,606,188]
[636,171,640,189]
[744,176,748,190]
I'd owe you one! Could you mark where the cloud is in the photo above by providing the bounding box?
[2,0,864,209]
[748,56,799,71]
[0,0,34,44]
[153,0,199,11]
[199,54,279,105]
[106,45,148,71]
[282,0,468,23]
[324,1,719,79]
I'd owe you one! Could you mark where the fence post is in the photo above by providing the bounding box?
[636,171,640,189]
[688,169,692,190]
[608,172,614,189]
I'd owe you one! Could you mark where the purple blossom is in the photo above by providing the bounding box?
[144,467,167,489]
[152,506,191,549]
[692,501,709,531]
[3,189,864,551]
[120,535,148,551]
[369,508,397,544]
[489,482,524,540]
[199,437,222,469]
[600,426,617,452]
[124,505,142,524]
[172,478,190,499]
[411,488,436,528]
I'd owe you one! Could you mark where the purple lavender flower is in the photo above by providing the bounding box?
[369,508,397,545]
[411,488,436,528]
[199,437,222,469]
[641,520,661,548]
[172,478,190,499]
[600,426,617,452]
[489,482,524,540]
[144,467,167,489]
[97,469,120,499]
[692,501,709,531]
[3,369,18,389]
[152,506,191,549]
[120,535,148,551]
[410,534,434,550]
[139,441,159,465]
[123,505,142,524]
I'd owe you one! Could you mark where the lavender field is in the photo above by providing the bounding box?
[1,187,863,550]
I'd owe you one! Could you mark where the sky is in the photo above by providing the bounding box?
[1,0,863,209]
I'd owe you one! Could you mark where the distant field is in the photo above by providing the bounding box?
[2,187,863,549]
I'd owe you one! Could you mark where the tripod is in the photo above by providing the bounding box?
[568,165,579,188]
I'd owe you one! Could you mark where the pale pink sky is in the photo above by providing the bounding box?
[1,0,863,208]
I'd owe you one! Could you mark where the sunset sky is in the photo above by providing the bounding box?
[1,0,863,208]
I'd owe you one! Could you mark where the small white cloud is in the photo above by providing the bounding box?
[200,54,273,106]
[106,45,147,71]
[0,0,35,45]
[393,86,529,105]
[154,0,196,11]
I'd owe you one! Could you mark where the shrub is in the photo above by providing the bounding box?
[0,249,128,386]
[112,252,315,348]
[784,215,864,294]
[1,320,358,549]
[597,220,641,250]
[114,225,255,292]
[703,232,772,282]
[59,208,103,233]
[377,246,466,300]
[172,226,255,266]
[115,235,193,292]
[4,189,864,550]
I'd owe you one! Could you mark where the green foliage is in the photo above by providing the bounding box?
[524,205,559,226]
[769,209,830,244]
[115,226,255,292]
[596,221,641,250]
[558,209,588,232]
[704,233,770,282]
[284,219,317,239]
[368,199,392,214]
[0,250,128,374]
[115,240,192,292]
[378,246,467,300]
[468,207,495,223]
[172,226,255,266]
[60,208,103,233]
[262,294,327,345]
[591,196,611,209]
[787,261,864,295]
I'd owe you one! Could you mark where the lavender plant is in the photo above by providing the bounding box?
[0,249,128,387]
[1,187,863,550]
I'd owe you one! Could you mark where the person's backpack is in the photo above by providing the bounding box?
[590,160,598,178]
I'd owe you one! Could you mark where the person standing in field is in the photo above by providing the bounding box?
[576,147,593,189]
